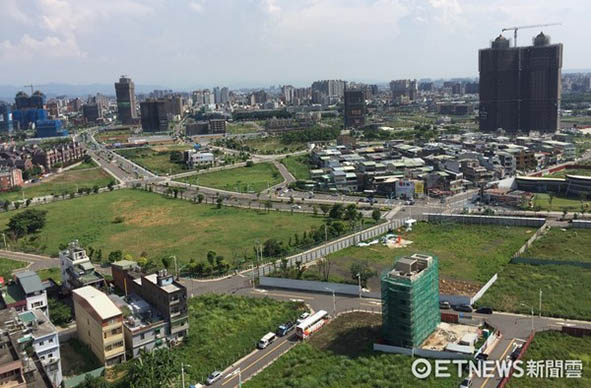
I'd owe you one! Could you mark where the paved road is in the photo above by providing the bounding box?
[0,250,58,272]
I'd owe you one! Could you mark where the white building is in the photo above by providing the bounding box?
[60,240,106,292]
[186,150,214,169]
[0,271,48,313]
[23,309,63,386]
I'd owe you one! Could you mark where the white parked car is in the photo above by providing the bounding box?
[206,371,222,385]
[296,312,310,324]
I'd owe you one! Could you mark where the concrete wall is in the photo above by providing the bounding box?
[424,213,545,227]
[571,220,591,229]
[373,343,472,360]
[512,223,549,258]
[259,277,367,297]
[471,273,498,305]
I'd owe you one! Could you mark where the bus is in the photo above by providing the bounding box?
[296,310,328,339]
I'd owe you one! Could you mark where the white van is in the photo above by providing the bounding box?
[257,332,276,349]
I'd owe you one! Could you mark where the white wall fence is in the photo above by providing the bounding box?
[373,343,472,360]
[475,330,500,359]
[571,220,591,229]
[512,223,549,258]
[424,213,546,227]
[470,273,498,305]
[259,277,369,297]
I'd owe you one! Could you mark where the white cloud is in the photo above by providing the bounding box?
[189,1,205,13]
[0,34,86,60]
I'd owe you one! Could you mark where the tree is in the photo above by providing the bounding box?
[317,257,332,281]
[197,193,204,203]
[48,298,72,327]
[161,256,172,270]
[2,201,9,211]
[263,239,284,257]
[264,200,273,213]
[125,348,180,388]
[372,208,381,222]
[548,192,555,210]
[319,204,330,216]
[329,203,344,219]
[350,261,376,288]
[78,375,110,388]
[169,150,184,163]
[312,205,318,216]
[215,255,228,273]
[93,185,99,193]
[108,250,123,263]
[7,209,47,238]
[216,196,223,209]
[344,204,358,221]
[207,250,216,267]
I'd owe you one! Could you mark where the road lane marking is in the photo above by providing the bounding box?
[479,339,515,388]
[222,340,292,386]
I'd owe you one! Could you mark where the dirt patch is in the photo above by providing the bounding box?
[309,312,381,358]
[386,238,414,249]
[421,322,480,351]
[439,276,481,296]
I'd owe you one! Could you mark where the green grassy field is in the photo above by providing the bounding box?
[281,154,310,180]
[116,146,190,175]
[178,294,304,384]
[315,222,532,292]
[533,193,591,212]
[95,129,131,145]
[524,228,591,263]
[0,190,325,264]
[507,331,591,388]
[60,339,102,377]
[242,137,307,154]
[544,168,591,178]
[37,267,61,283]
[178,162,283,192]
[0,168,114,202]
[476,263,591,320]
[245,312,460,388]
[68,159,98,171]
[0,258,27,280]
[226,122,260,134]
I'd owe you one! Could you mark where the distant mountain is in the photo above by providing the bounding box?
[0,82,167,101]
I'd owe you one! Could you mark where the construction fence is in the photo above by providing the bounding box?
[425,213,546,227]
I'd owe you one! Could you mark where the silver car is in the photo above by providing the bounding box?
[206,370,222,385]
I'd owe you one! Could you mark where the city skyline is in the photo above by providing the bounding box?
[1,0,589,89]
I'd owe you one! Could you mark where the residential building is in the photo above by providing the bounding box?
[32,141,83,169]
[0,271,47,313]
[0,168,23,191]
[382,254,440,348]
[82,104,102,123]
[343,89,366,128]
[185,150,214,168]
[140,99,170,132]
[111,263,189,344]
[35,120,68,138]
[72,286,126,366]
[390,79,418,101]
[0,309,59,388]
[114,76,138,125]
[0,103,13,132]
[479,33,562,133]
[59,240,106,292]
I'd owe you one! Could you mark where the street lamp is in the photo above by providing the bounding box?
[324,287,336,317]
[356,273,362,299]
[181,362,191,388]
[225,368,242,388]
[520,303,534,331]
[539,289,542,318]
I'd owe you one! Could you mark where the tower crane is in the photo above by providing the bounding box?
[23,84,35,94]
[501,23,561,47]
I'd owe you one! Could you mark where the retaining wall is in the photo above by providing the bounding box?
[259,277,366,297]
[373,344,472,360]
[425,213,545,227]
[470,273,498,305]
[571,220,591,229]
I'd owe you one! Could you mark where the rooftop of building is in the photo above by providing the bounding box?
[110,294,166,332]
[73,286,121,320]
[386,254,436,282]
[14,271,44,294]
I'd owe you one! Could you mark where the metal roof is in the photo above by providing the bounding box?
[15,271,44,294]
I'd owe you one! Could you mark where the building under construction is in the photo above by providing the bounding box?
[381,254,440,348]
[479,32,562,134]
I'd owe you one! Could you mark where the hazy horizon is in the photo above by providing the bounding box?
[2,0,590,89]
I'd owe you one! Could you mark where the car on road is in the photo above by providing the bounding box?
[206,371,222,385]
[510,346,522,361]
[475,306,493,314]
[453,304,473,313]
[459,377,472,388]
[475,353,488,361]
[276,321,295,337]
[439,301,451,309]
[296,312,310,324]
[258,332,277,349]
[291,205,302,210]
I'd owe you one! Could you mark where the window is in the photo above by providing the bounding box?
[140,333,145,340]
[39,341,44,346]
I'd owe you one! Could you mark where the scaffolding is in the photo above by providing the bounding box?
[381,253,440,348]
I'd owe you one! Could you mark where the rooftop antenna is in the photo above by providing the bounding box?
[23,84,34,94]
[501,23,561,47]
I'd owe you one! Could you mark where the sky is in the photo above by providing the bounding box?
[1,0,590,89]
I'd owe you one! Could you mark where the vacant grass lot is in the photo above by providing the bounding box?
[178,294,304,384]
[317,222,532,291]
[226,122,260,134]
[95,129,132,145]
[545,168,591,178]
[524,228,591,263]
[0,190,325,263]
[242,137,307,154]
[0,167,114,202]
[282,154,311,180]
[0,258,27,280]
[116,147,190,175]
[476,263,591,320]
[533,193,591,212]
[178,162,283,192]
[507,331,591,388]
[68,159,98,171]
[60,339,102,377]
[245,312,460,388]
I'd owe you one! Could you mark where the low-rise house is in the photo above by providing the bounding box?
[0,271,47,313]
[59,240,106,292]
[0,168,23,191]
[72,286,126,367]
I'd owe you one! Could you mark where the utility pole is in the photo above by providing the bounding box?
[324,287,336,317]
[324,224,328,242]
[539,289,542,318]
[356,273,362,299]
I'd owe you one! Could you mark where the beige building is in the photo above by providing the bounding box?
[72,286,126,367]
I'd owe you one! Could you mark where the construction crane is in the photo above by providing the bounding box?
[23,84,35,94]
[502,23,561,47]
